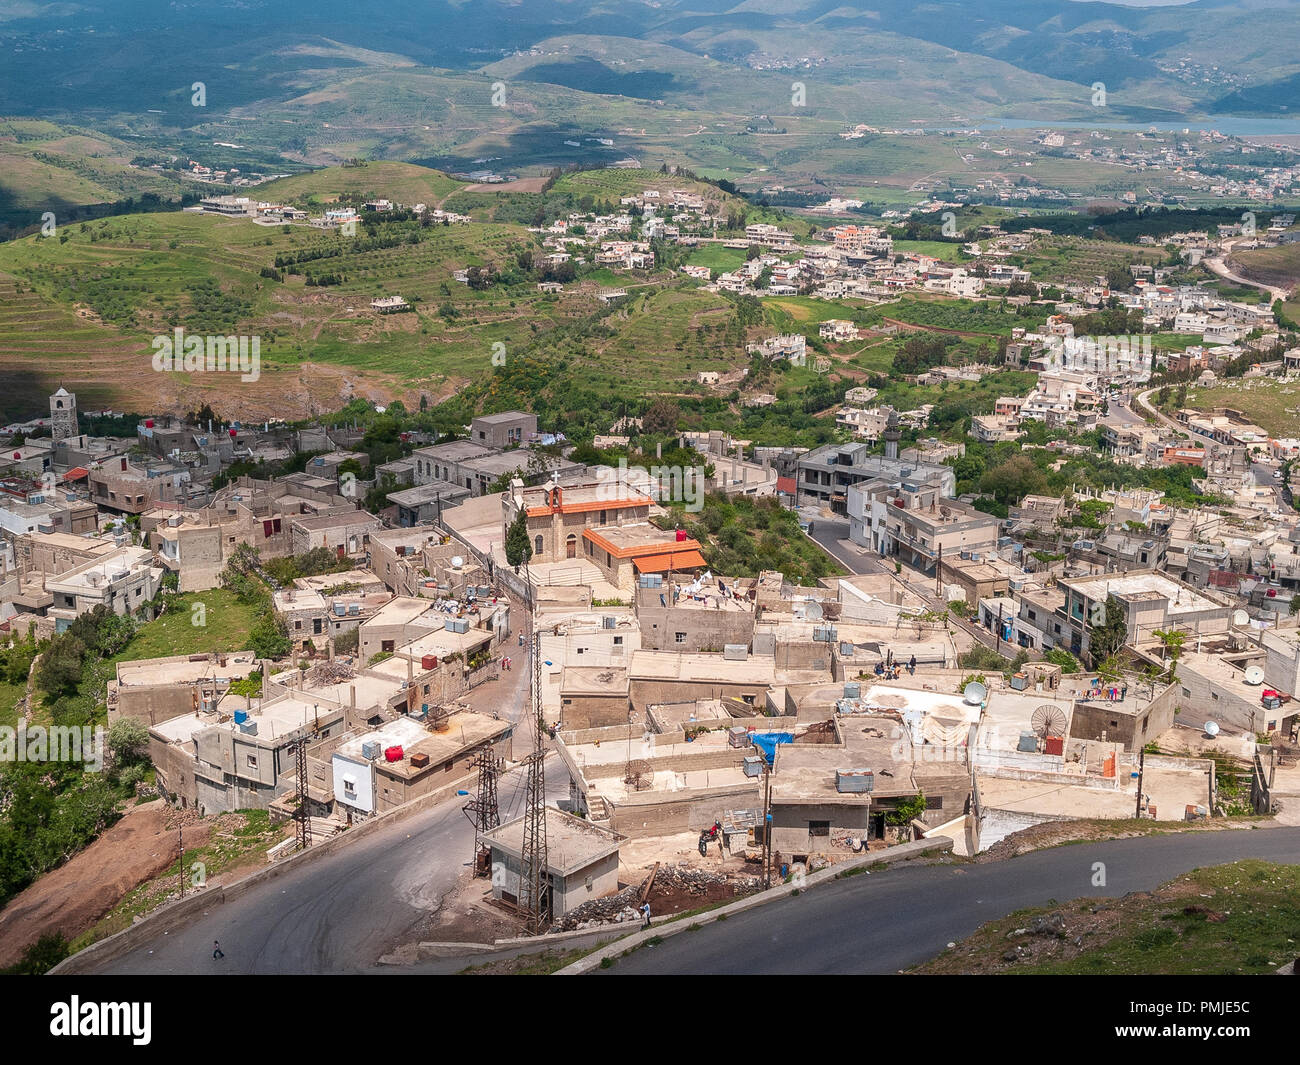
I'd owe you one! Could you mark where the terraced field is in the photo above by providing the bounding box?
[1015,235,1166,285]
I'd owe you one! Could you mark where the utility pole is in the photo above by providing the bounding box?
[295,734,312,851]
[178,822,184,899]
[519,628,550,933]
[762,762,773,891]
[463,750,500,874]
[1134,745,1146,819]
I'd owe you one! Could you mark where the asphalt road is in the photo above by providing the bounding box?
[87,603,557,976]
[806,517,883,576]
[88,756,565,974]
[605,827,1300,974]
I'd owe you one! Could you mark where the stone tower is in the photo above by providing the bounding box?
[50,387,79,443]
[883,408,900,462]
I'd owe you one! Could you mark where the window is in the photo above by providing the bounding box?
[809,821,830,837]
[534,535,543,556]
[613,636,623,646]
[382,640,395,653]
[246,754,258,768]
[674,632,686,644]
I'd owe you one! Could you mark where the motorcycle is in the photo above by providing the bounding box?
[698,820,722,857]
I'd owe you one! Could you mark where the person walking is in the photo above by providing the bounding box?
[640,901,652,929]
[213,940,224,960]
[908,654,917,675]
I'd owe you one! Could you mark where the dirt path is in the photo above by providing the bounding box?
[0,799,208,966]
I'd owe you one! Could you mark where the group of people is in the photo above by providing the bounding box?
[874,654,918,679]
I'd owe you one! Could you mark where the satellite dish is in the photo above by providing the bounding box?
[805,601,824,621]
[1244,666,1265,685]
[1232,609,1250,627]
[1031,703,1069,739]
[451,556,464,569]
[963,681,988,706]
[1204,720,1220,738]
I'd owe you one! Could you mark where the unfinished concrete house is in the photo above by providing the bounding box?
[481,807,625,917]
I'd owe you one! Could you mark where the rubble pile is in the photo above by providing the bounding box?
[549,864,763,933]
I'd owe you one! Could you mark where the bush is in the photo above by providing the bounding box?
[107,718,150,766]
[1045,648,1080,673]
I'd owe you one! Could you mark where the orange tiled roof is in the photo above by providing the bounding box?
[633,550,707,573]
[525,494,651,518]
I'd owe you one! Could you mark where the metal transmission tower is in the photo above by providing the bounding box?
[295,736,312,851]
[463,750,500,875]
[518,628,550,933]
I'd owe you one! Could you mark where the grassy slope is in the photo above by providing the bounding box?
[258,162,463,207]
[914,860,1300,975]
[1181,380,1300,438]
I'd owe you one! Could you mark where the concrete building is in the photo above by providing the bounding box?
[1055,571,1230,659]
[289,511,382,559]
[469,411,537,449]
[45,547,164,628]
[481,807,624,917]
[849,478,999,574]
[798,442,955,515]
[109,651,261,727]
[634,574,756,653]
[150,692,348,814]
[331,711,512,819]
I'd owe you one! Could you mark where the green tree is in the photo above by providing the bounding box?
[1152,627,1187,683]
[249,613,290,659]
[505,512,533,569]
[107,718,150,766]
[979,454,1047,507]
[1088,594,1128,666]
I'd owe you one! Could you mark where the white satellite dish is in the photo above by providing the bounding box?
[1204,720,1220,738]
[805,601,824,621]
[963,681,988,706]
[1244,666,1265,686]
[1232,609,1250,627]
[451,555,464,569]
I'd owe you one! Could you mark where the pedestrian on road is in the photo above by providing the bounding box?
[908,655,916,675]
[518,631,525,647]
[213,940,224,959]
[640,902,652,929]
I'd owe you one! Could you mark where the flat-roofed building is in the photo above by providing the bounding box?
[481,807,625,917]
[581,523,707,591]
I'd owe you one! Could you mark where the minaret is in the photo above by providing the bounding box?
[883,408,900,462]
[50,387,79,443]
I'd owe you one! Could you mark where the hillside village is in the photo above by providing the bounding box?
[6,299,1300,954]
[5,140,1300,975]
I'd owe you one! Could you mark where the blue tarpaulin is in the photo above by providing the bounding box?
[751,732,794,764]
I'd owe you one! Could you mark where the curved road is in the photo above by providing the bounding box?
[605,827,1300,974]
[86,755,564,974]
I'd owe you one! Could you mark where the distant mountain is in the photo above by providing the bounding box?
[1,0,1297,118]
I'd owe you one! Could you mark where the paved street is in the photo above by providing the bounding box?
[88,754,565,974]
[605,826,1300,974]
